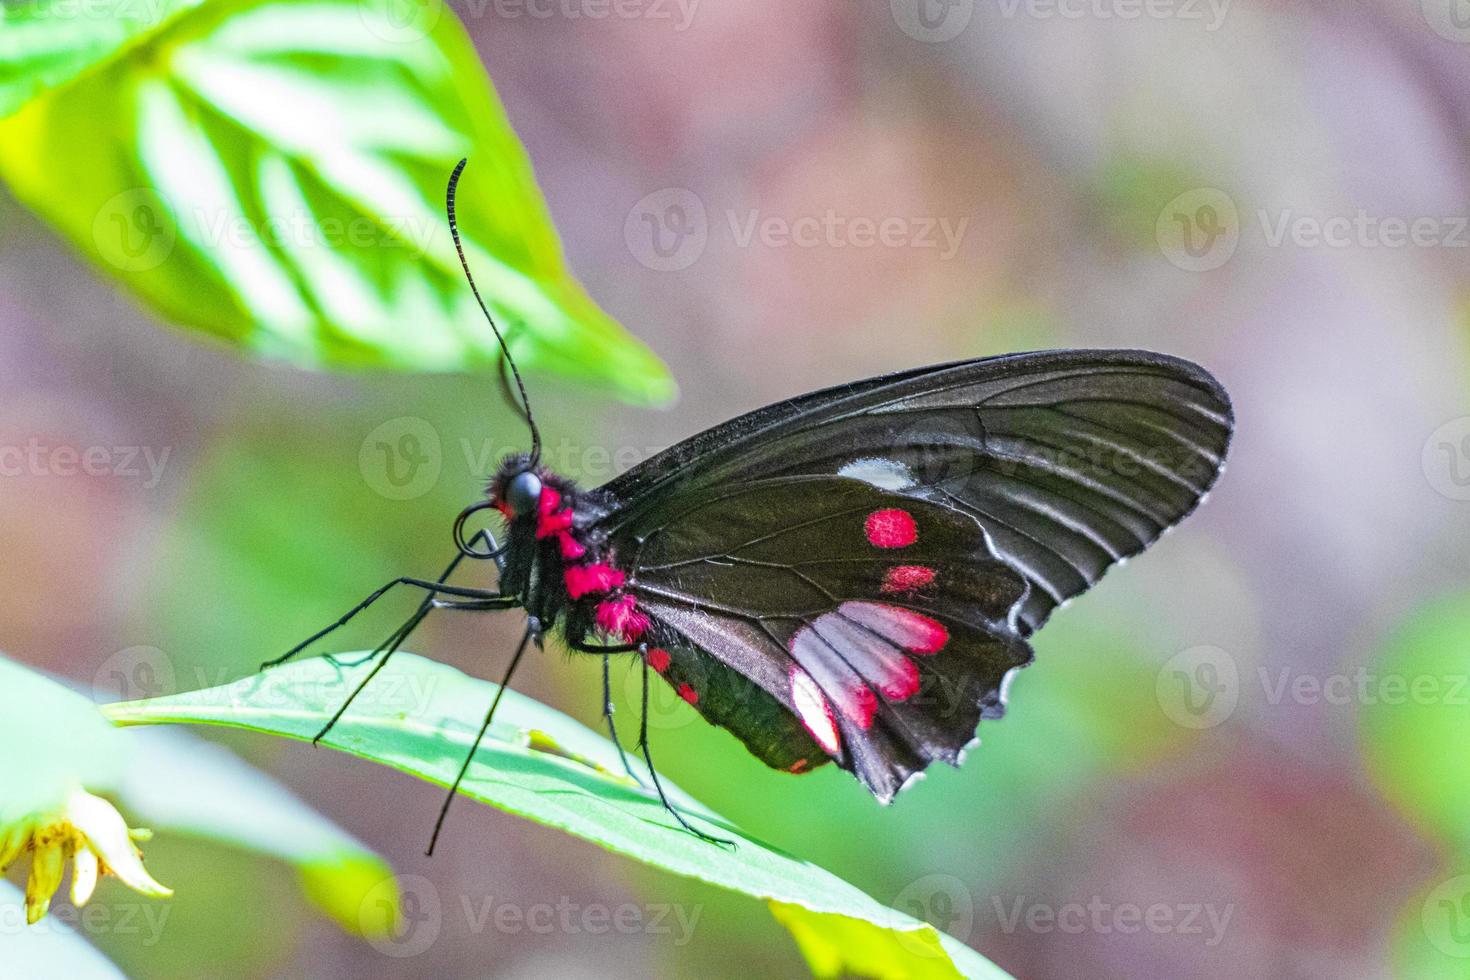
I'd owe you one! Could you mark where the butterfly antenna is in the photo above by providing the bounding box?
[445,158,542,466]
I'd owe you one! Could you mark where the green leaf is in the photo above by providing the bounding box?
[0,0,673,404]
[0,655,392,937]
[771,902,1013,980]
[0,657,125,824]
[103,653,1013,979]
[110,727,397,937]
[1360,593,1470,851]
[0,0,201,119]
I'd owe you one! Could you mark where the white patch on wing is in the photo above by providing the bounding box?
[788,664,840,754]
[838,457,915,491]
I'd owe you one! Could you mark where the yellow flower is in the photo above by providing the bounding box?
[1,787,171,924]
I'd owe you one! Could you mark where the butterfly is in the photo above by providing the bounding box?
[265,160,1234,851]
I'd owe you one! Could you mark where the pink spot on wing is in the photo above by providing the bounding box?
[677,683,699,705]
[564,563,625,599]
[556,532,586,560]
[646,648,671,673]
[865,509,917,548]
[848,685,877,729]
[790,626,878,729]
[789,666,840,755]
[595,594,648,641]
[841,601,949,654]
[881,565,936,593]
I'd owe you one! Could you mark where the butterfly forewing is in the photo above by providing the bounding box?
[604,350,1232,634]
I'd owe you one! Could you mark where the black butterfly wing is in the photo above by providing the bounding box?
[604,349,1232,634]
[619,476,1033,801]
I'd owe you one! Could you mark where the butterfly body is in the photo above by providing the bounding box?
[479,349,1233,803]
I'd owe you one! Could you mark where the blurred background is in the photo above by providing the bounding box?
[8,0,1470,976]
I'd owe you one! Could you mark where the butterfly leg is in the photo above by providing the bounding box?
[601,654,646,787]
[636,646,734,849]
[426,617,538,857]
[308,532,514,743]
[260,576,511,671]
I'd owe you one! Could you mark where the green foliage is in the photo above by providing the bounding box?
[0,655,395,937]
[0,0,673,403]
[1361,594,1470,850]
[104,652,1015,978]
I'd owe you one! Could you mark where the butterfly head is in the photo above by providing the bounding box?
[489,454,544,520]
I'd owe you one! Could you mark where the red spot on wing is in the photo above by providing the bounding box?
[881,565,936,593]
[646,648,671,673]
[564,563,625,599]
[787,758,810,774]
[595,594,649,642]
[865,508,917,548]
[677,683,699,705]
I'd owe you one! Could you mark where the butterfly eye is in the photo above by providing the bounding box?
[506,471,543,516]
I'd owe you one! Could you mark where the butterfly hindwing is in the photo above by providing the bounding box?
[615,476,1033,801]
[603,349,1232,634]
